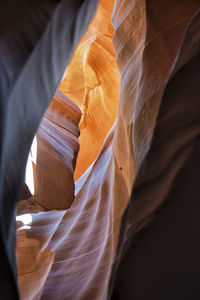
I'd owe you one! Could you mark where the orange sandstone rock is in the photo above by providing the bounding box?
[59,0,120,179]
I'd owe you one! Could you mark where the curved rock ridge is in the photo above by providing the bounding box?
[59,0,120,179]
[18,90,82,213]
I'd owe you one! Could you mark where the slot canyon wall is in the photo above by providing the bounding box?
[16,0,200,299]
[17,1,124,299]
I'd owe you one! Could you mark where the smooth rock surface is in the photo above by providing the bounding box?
[59,0,120,179]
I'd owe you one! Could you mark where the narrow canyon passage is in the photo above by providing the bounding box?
[17,1,126,299]
[15,0,200,299]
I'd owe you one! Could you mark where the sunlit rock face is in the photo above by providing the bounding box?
[17,0,200,299]
[59,0,120,179]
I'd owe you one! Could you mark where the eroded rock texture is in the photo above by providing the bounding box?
[18,90,81,212]
[59,0,120,179]
[17,1,123,299]
[16,0,200,300]
[33,91,81,210]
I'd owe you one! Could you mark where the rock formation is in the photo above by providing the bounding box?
[17,1,122,299]
[16,0,200,299]
[59,0,120,179]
